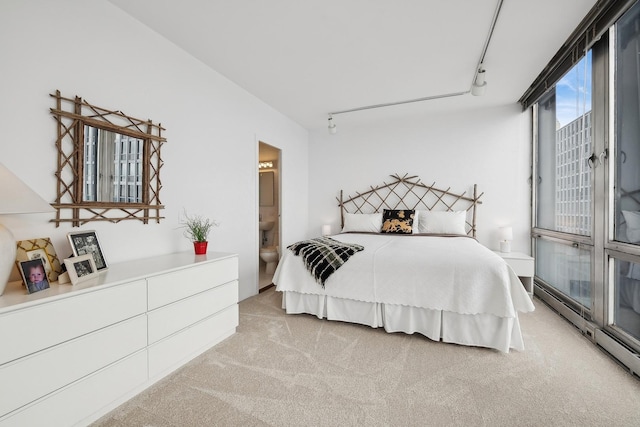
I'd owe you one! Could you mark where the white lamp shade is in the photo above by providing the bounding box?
[499,226,513,241]
[0,163,54,214]
[322,224,332,236]
[0,224,16,295]
[0,162,54,295]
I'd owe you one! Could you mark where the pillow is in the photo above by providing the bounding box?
[622,210,640,243]
[342,212,383,233]
[418,210,467,235]
[381,209,415,234]
[412,210,422,234]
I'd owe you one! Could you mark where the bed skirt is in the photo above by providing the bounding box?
[281,291,525,353]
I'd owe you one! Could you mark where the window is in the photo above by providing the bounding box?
[535,53,593,310]
[528,0,640,370]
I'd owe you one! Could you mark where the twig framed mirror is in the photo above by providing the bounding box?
[50,90,166,226]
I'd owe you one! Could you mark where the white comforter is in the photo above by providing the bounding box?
[274,233,535,318]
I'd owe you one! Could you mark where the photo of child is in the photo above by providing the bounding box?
[19,258,50,294]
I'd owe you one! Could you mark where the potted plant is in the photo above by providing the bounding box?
[181,210,218,254]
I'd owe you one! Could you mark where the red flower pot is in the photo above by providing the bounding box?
[193,241,208,255]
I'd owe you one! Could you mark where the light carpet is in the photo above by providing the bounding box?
[93,288,640,426]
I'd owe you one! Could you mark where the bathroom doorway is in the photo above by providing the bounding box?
[258,141,281,291]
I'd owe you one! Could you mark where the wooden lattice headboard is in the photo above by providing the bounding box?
[337,173,484,237]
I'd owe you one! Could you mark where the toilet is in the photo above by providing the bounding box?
[259,246,279,274]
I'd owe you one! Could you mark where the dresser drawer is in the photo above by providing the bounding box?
[148,280,237,344]
[0,280,147,365]
[148,304,238,378]
[147,257,238,310]
[0,315,147,418]
[0,350,148,427]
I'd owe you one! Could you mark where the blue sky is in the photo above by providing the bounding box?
[555,51,592,127]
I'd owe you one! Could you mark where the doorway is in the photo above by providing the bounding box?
[258,141,281,291]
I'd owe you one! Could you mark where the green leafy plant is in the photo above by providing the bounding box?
[181,211,218,242]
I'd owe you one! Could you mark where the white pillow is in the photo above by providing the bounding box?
[412,210,422,234]
[342,212,383,233]
[418,210,467,235]
[622,210,640,243]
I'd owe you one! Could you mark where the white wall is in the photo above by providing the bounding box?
[0,0,309,301]
[308,104,533,254]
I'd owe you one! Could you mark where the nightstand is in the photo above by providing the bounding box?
[494,251,535,297]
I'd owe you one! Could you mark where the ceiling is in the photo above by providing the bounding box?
[109,0,597,132]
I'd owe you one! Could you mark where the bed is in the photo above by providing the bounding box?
[273,173,535,352]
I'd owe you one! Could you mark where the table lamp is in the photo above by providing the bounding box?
[0,162,54,295]
[499,226,513,253]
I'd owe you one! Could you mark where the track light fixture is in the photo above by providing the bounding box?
[325,0,502,126]
[471,66,487,96]
[328,114,337,134]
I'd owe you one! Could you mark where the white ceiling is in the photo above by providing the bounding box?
[109,0,597,131]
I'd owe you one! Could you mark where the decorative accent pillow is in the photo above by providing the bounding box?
[381,209,415,234]
[418,210,467,235]
[622,210,640,243]
[342,212,383,233]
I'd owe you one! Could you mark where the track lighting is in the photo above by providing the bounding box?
[471,67,487,96]
[324,1,501,126]
[328,114,337,134]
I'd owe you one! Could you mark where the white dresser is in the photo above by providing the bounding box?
[0,251,238,427]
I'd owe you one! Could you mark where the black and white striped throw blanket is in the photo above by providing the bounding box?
[287,236,364,287]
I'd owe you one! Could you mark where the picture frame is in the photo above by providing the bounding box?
[19,258,51,294]
[63,254,99,285]
[67,230,108,271]
[15,237,63,282]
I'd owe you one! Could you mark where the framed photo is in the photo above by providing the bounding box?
[15,238,63,282]
[19,258,50,294]
[67,230,108,271]
[63,254,99,285]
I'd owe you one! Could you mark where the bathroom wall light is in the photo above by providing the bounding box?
[258,161,273,169]
[328,114,337,134]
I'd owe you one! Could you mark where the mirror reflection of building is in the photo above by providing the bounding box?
[83,126,144,204]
